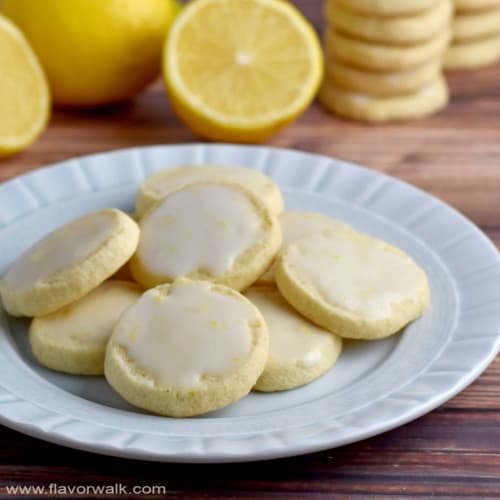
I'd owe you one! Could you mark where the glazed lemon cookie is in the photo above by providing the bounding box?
[135,165,283,218]
[275,232,430,340]
[324,29,451,71]
[452,8,500,41]
[0,209,139,317]
[325,0,452,45]
[325,58,442,97]
[335,0,440,16]
[257,211,353,285]
[319,77,449,122]
[29,281,142,375]
[245,288,342,392]
[105,279,269,417]
[130,182,281,290]
[444,34,500,68]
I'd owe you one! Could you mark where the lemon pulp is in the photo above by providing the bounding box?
[164,0,323,142]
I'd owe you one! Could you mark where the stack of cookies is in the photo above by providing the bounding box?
[319,0,453,122]
[445,0,500,69]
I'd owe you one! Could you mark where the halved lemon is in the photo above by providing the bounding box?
[164,0,323,142]
[0,14,50,157]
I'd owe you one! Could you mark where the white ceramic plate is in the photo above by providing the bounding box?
[0,144,499,463]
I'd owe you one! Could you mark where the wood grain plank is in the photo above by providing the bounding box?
[1,82,499,227]
[1,68,499,227]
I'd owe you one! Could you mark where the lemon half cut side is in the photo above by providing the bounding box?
[0,14,50,157]
[164,0,323,142]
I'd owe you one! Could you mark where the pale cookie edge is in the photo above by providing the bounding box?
[0,209,140,317]
[135,165,284,219]
[130,182,282,291]
[253,335,342,392]
[318,77,449,123]
[274,245,430,340]
[104,281,270,417]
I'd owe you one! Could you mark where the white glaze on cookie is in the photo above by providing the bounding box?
[137,183,266,278]
[3,211,116,291]
[258,211,352,283]
[138,165,282,215]
[283,232,428,320]
[245,289,335,367]
[113,280,254,387]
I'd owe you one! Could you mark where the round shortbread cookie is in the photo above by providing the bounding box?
[29,281,142,375]
[130,182,281,290]
[325,0,452,45]
[444,34,500,68]
[256,211,353,286]
[0,209,139,317]
[454,0,500,12]
[245,288,342,392]
[135,165,283,218]
[324,29,451,71]
[452,8,500,41]
[335,0,440,16]
[275,232,430,340]
[105,279,269,417]
[325,58,442,97]
[319,77,449,123]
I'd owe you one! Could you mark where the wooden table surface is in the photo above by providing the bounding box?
[1,1,499,497]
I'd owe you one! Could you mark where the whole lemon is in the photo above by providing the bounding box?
[2,0,179,107]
